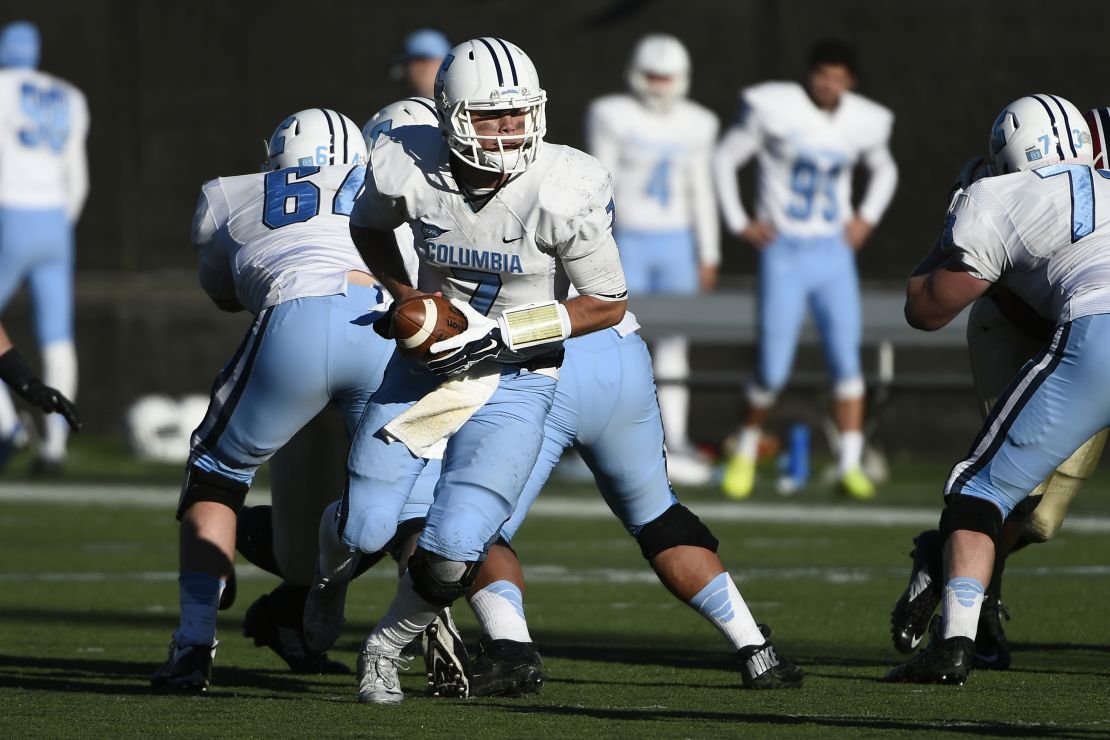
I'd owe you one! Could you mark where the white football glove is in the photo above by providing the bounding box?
[948,156,994,202]
[426,298,506,376]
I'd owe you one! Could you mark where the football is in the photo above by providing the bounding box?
[391,294,468,358]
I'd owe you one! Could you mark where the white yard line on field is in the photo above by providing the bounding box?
[2,481,1110,533]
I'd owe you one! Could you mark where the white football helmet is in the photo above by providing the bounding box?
[433,37,547,173]
[627,34,690,113]
[989,94,1093,175]
[262,108,367,171]
[362,97,440,149]
[1084,107,1110,169]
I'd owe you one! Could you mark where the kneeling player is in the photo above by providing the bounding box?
[0,321,80,458]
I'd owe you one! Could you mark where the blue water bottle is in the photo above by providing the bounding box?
[776,423,810,496]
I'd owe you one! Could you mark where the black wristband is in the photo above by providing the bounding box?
[0,347,36,390]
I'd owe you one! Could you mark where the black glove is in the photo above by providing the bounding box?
[425,328,506,376]
[18,379,82,431]
[0,348,82,431]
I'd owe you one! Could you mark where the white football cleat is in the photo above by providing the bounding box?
[357,646,409,704]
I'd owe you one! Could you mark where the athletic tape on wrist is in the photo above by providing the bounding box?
[498,300,572,352]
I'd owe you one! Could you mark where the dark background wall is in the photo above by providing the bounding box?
[1,0,1107,453]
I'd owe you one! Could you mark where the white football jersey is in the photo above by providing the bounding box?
[192,164,371,316]
[585,94,720,266]
[351,125,628,362]
[0,68,88,218]
[945,164,1110,323]
[713,81,897,237]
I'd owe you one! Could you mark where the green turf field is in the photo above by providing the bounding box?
[1,446,1108,738]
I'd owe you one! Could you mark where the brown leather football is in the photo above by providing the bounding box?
[391,294,468,358]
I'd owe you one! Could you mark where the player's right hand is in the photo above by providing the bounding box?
[739,221,776,249]
[15,379,82,431]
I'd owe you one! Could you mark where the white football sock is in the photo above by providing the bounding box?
[469,580,532,642]
[39,340,76,462]
[364,571,440,656]
[941,576,985,640]
[736,426,761,461]
[689,572,766,649]
[838,430,864,474]
[654,336,690,450]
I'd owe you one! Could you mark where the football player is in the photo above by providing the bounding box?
[713,40,898,500]
[306,38,628,704]
[391,29,449,99]
[439,304,802,695]
[0,21,88,473]
[887,94,1110,685]
[151,108,394,692]
[890,107,1110,669]
[0,321,80,442]
[584,35,718,483]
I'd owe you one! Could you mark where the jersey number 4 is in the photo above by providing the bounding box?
[262,166,365,230]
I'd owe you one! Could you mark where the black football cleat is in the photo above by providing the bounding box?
[884,618,975,685]
[151,641,216,692]
[242,587,349,674]
[737,640,804,689]
[973,595,1011,670]
[423,608,472,698]
[891,529,944,653]
[468,636,545,697]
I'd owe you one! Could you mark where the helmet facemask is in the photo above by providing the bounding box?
[442,92,547,174]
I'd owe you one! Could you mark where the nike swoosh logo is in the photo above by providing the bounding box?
[477,338,500,353]
[502,235,524,243]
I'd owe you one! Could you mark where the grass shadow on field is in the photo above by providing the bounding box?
[489,703,1109,738]
[0,607,180,631]
[0,654,319,697]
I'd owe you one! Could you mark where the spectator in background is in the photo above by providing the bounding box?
[392,28,449,99]
[585,34,719,485]
[713,40,897,501]
[0,21,89,475]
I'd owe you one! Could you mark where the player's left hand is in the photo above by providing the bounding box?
[844,216,873,251]
[15,379,82,431]
[426,299,506,376]
[699,265,718,292]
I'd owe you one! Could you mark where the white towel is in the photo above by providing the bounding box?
[382,363,500,459]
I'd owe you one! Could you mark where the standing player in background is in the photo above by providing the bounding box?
[713,40,897,500]
[0,21,88,474]
[888,93,1109,685]
[585,34,718,484]
[390,28,449,99]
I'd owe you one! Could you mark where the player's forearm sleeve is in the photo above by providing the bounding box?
[857,144,898,225]
[713,126,759,234]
